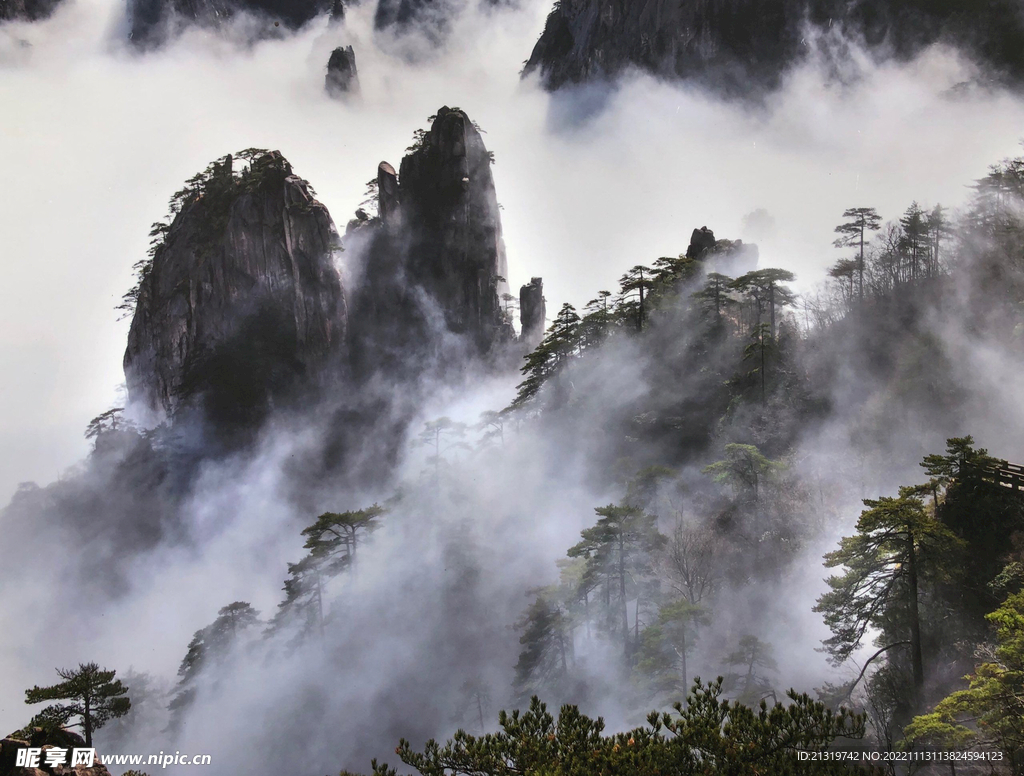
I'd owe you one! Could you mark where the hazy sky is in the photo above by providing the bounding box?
[2,0,1024,504]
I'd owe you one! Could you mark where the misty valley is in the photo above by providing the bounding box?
[4,1,1024,775]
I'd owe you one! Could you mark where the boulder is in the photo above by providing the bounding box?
[686,226,717,260]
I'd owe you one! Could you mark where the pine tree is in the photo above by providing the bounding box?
[369,680,865,776]
[617,265,654,331]
[568,504,665,659]
[814,490,963,694]
[691,272,735,323]
[833,207,882,298]
[416,418,469,480]
[301,505,385,577]
[925,205,952,277]
[730,269,796,338]
[168,602,260,730]
[827,258,859,303]
[24,663,130,747]
[722,635,777,705]
[579,291,613,349]
[510,303,581,410]
[513,594,574,704]
[635,599,708,701]
[905,590,1024,766]
[900,202,929,282]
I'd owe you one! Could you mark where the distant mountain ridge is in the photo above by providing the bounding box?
[523,0,1024,94]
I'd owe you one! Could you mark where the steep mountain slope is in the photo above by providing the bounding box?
[347,106,517,377]
[127,0,343,47]
[0,0,62,22]
[123,151,348,428]
[523,0,1024,94]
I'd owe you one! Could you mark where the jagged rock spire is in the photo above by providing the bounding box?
[326,46,360,97]
[123,151,347,428]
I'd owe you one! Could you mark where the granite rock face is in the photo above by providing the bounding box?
[128,0,343,47]
[374,0,455,31]
[349,106,516,376]
[123,151,347,428]
[686,226,717,260]
[519,277,546,346]
[684,226,758,275]
[0,0,62,22]
[326,45,360,97]
[373,0,513,45]
[523,0,1024,94]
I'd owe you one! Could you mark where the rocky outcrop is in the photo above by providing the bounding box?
[123,151,347,428]
[686,226,717,260]
[373,0,512,43]
[377,161,400,226]
[684,226,758,275]
[326,45,360,97]
[397,106,509,346]
[0,0,62,22]
[128,0,343,47]
[519,277,546,346]
[523,0,1024,94]
[348,106,516,376]
[374,0,453,31]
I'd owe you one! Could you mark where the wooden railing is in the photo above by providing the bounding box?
[970,461,1024,492]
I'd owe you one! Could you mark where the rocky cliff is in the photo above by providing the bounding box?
[519,277,545,346]
[0,0,62,22]
[523,0,1024,94]
[128,0,343,47]
[326,45,360,97]
[374,0,509,37]
[123,151,347,428]
[348,106,516,376]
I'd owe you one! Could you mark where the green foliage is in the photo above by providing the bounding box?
[924,436,1024,615]
[271,505,386,640]
[367,679,865,776]
[510,303,581,411]
[833,207,882,297]
[117,148,286,319]
[634,598,708,700]
[920,435,1000,487]
[617,265,654,331]
[730,268,796,337]
[905,591,1024,766]
[24,662,130,747]
[168,602,260,729]
[302,505,386,576]
[703,444,783,503]
[567,504,665,657]
[691,272,735,321]
[513,593,575,704]
[814,487,964,693]
[722,635,777,705]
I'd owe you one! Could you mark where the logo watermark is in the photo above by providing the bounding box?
[15,747,212,769]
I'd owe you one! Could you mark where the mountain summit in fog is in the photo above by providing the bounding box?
[523,0,1024,94]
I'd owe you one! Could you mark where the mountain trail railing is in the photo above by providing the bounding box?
[967,461,1024,492]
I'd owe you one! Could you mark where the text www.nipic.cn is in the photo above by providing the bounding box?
[16,747,213,769]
